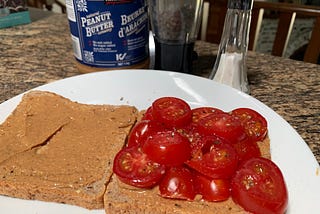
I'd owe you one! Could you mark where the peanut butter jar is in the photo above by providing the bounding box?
[66,0,149,73]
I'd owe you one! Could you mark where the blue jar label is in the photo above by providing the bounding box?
[66,0,149,68]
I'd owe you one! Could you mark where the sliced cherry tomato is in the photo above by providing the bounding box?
[141,106,154,121]
[231,108,268,141]
[174,123,199,144]
[197,113,246,144]
[186,140,238,179]
[189,135,231,159]
[231,157,288,214]
[233,138,261,163]
[113,146,166,188]
[142,130,191,166]
[194,173,230,202]
[127,120,165,148]
[159,166,196,200]
[191,107,224,124]
[152,97,192,128]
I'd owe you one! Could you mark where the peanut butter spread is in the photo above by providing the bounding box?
[0,91,138,209]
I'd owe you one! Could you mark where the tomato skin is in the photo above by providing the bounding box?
[191,107,224,124]
[194,173,231,202]
[233,138,261,163]
[197,113,246,144]
[113,146,166,188]
[186,140,238,179]
[189,135,231,159]
[152,97,192,128]
[231,157,288,214]
[231,108,268,142]
[127,120,165,148]
[159,166,196,200]
[142,130,191,166]
[141,106,154,121]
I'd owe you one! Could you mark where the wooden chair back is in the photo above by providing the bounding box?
[249,1,320,64]
[201,0,227,44]
[201,0,320,64]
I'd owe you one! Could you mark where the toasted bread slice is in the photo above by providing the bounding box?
[0,91,138,209]
[104,138,270,213]
[0,91,71,163]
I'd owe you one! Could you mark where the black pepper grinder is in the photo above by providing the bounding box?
[209,0,253,94]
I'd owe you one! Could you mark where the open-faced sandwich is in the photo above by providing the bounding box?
[106,96,288,214]
[0,91,288,214]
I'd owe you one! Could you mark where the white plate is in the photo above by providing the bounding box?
[0,69,319,214]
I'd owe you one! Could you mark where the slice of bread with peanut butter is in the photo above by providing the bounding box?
[0,90,138,209]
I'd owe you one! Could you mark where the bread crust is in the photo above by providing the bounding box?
[105,176,245,214]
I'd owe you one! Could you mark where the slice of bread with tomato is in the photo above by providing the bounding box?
[104,137,270,214]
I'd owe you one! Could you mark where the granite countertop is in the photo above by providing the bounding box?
[0,9,319,165]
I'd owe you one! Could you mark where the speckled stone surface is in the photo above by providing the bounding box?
[0,9,319,164]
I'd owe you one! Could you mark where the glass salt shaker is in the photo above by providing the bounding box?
[209,0,253,94]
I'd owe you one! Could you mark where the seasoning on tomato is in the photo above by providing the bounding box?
[197,112,246,144]
[189,135,231,159]
[233,138,261,163]
[191,107,224,124]
[231,157,288,214]
[231,108,268,142]
[142,130,191,166]
[151,97,192,128]
[186,139,238,179]
[113,146,166,188]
